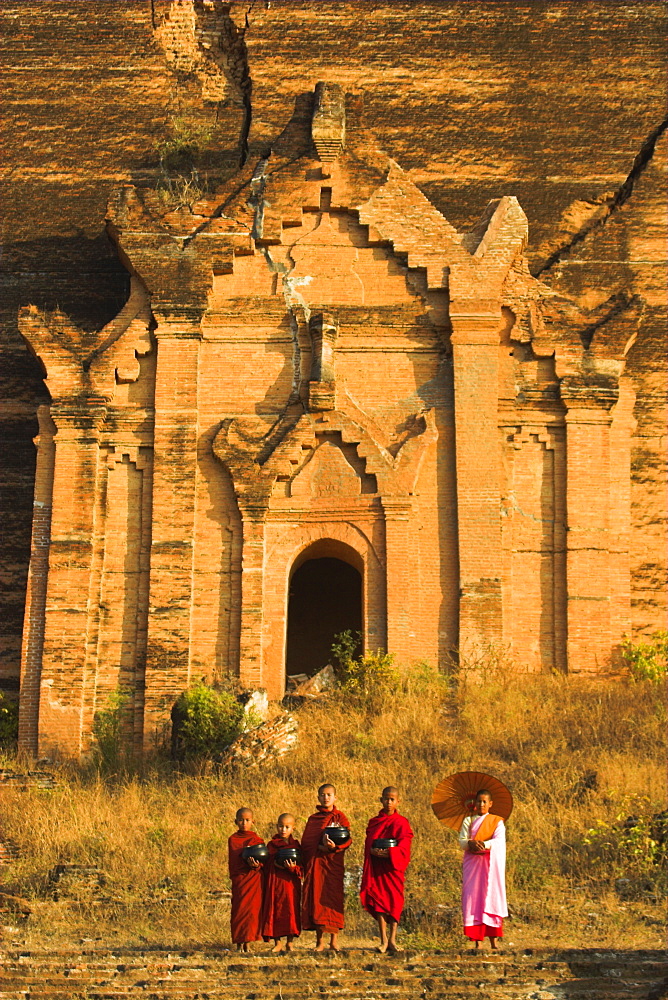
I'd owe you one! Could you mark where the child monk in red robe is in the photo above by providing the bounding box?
[261,812,303,953]
[301,783,351,952]
[360,786,413,954]
[228,807,264,952]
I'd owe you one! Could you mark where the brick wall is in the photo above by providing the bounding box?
[2,2,665,754]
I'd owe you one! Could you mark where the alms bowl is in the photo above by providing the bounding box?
[241,844,269,863]
[372,837,397,850]
[322,826,351,847]
[276,846,302,867]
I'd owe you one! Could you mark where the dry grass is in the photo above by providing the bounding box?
[0,670,664,953]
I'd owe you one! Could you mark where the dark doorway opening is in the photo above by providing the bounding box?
[286,557,362,678]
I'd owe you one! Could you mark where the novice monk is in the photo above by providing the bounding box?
[360,786,413,954]
[301,783,351,952]
[261,812,303,953]
[228,807,265,952]
[458,789,508,951]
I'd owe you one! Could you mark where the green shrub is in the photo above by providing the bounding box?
[0,694,19,747]
[573,801,667,900]
[156,117,213,172]
[331,630,400,710]
[92,688,132,770]
[153,117,215,208]
[174,682,245,760]
[621,631,668,682]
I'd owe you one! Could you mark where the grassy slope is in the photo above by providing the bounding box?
[0,672,664,952]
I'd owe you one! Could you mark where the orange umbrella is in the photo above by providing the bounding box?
[431,771,513,832]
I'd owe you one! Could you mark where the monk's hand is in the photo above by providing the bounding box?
[323,834,335,851]
[246,857,261,869]
[371,847,389,857]
[284,859,297,872]
[468,840,481,853]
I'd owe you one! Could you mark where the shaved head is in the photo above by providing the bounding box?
[381,786,399,798]
[318,783,336,795]
[235,806,253,820]
[278,812,295,825]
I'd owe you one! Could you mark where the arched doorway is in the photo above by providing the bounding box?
[286,550,363,679]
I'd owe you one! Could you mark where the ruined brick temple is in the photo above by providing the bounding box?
[2,3,666,757]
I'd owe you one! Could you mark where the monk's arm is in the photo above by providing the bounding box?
[458,817,471,851]
[388,822,413,871]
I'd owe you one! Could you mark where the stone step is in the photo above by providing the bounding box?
[0,981,648,1000]
[3,956,662,975]
[0,949,662,1000]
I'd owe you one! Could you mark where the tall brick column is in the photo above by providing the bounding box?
[382,498,413,662]
[562,399,616,672]
[35,402,106,757]
[450,311,503,652]
[18,405,56,754]
[142,313,200,750]
[237,509,266,692]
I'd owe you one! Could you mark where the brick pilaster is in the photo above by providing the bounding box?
[382,498,413,662]
[450,313,503,652]
[563,403,615,672]
[237,511,266,692]
[18,406,56,755]
[143,317,200,751]
[36,402,107,757]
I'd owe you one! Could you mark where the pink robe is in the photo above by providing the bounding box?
[460,814,507,936]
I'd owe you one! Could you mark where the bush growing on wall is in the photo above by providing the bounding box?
[0,695,18,748]
[575,801,667,901]
[331,630,400,710]
[173,682,246,760]
[621,630,668,682]
[92,688,132,771]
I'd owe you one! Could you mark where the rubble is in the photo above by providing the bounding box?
[218,713,298,769]
[287,664,337,699]
[0,839,20,864]
[0,892,31,918]
[47,864,108,901]
[0,769,56,789]
[239,688,269,720]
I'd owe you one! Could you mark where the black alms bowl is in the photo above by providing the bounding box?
[372,838,398,850]
[275,846,302,867]
[322,826,351,847]
[242,844,269,863]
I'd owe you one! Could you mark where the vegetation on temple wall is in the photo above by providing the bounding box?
[173,682,246,760]
[331,630,400,708]
[154,116,214,207]
[91,688,132,771]
[0,694,18,748]
[621,629,668,682]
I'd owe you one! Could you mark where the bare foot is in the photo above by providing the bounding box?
[328,943,341,953]
[314,942,326,952]
[375,943,388,954]
[387,944,401,956]
[285,940,294,953]
[271,942,285,954]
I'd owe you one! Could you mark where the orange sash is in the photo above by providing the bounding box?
[470,813,502,843]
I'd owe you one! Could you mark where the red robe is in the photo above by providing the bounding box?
[301,805,351,933]
[228,830,265,944]
[261,834,303,939]
[360,810,413,923]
